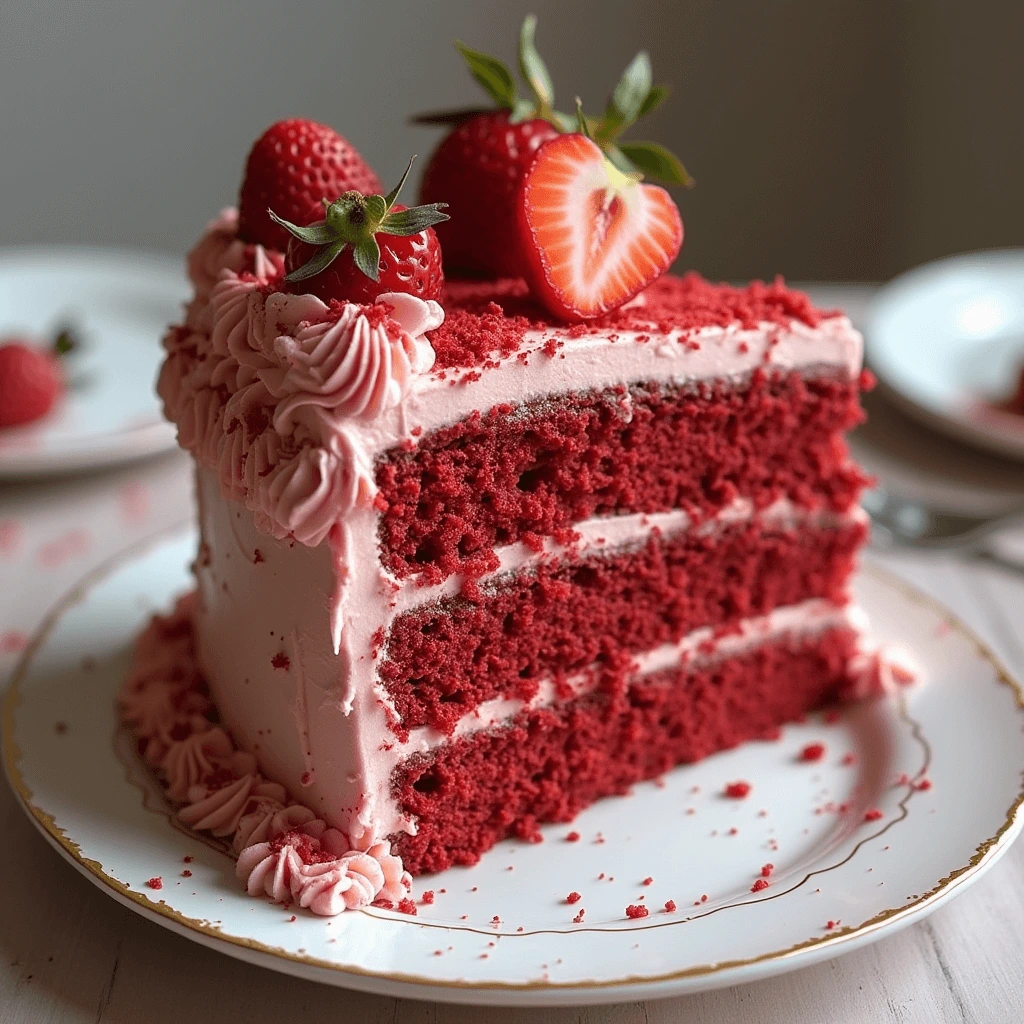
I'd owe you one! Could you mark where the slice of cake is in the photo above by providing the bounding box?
[121,25,888,914]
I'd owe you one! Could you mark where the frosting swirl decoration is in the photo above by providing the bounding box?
[157,213,444,548]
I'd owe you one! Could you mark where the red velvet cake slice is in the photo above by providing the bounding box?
[134,204,876,886]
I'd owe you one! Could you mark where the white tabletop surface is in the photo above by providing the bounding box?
[2,286,1023,1023]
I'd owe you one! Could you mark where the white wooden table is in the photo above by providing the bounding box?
[2,287,1023,1023]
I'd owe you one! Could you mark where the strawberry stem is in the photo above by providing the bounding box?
[272,157,450,285]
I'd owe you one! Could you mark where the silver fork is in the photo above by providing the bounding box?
[863,486,1024,575]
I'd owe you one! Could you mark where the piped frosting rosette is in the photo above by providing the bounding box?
[158,210,444,548]
[118,597,412,915]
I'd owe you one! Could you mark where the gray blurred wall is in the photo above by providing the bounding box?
[1,0,1022,282]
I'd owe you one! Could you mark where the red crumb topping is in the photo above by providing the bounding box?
[252,548,264,564]
[421,890,435,904]
[397,898,417,915]
[642,876,654,886]
[573,908,586,923]
[724,781,752,799]
[664,900,677,913]
[761,863,774,877]
[566,891,582,904]
[625,904,649,919]
[826,919,840,930]
[915,778,933,791]
[565,831,581,842]
[841,752,857,766]
[864,808,884,822]
[145,877,163,890]
[270,652,290,670]
[434,274,836,371]
[183,856,194,863]
[751,878,769,893]
[800,742,826,762]
[182,869,192,877]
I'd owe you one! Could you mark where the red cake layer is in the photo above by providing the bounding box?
[380,516,866,735]
[392,627,858,874]
[376,370,870,584]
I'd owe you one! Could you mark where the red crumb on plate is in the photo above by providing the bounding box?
[864,808,884,822]
[397,898,417,915]
[799,742,826,762]
[145,877,162,890]
[724,780,751,798]
[664,900,677,913]
[625,904,649,919]
[751,879,769,893]
[566,891,582,904]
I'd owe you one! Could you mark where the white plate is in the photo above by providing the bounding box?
[0,247,186,476]
[867,249,1024,460]
[4,532,1023,1006]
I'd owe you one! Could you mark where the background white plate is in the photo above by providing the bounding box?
[866,249,1024,461]
[4,532,1024,1007]
[0,247,186,476]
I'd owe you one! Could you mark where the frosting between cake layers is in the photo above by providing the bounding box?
[160,211,864,554]
[189,468,870,847]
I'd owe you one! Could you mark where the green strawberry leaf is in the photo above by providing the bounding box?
[574,97,594,141]
[267,212,336,245]
[618,141,695,187]
[363,194,388,224]
[352,237,381,282]
[380,204,450,236]
[383,156,416,210]
[455,41,518,109]
[638,83,670,118]
[611,51,652,127]
[605,144,640,177]
[284,239,348,282]
[508,97,538,125]
[518,14,554,110]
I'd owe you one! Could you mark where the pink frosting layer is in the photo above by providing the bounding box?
[118,593,412,916]
[158,209,443,547]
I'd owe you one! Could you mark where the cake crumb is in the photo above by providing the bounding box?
[565,831,581,842]
[625,904,649,919]
[751,878,769,893]
[566,892,582,904]
[181,869,192,878]
[270,652,290,670]
[761,863,774,877]
[572,908,586,924]
[145,876,162,890]
[799,742,826,762]
[724,781,751,798]
[397,898,417,915]
[664,900,677,913]
[864,808,884,822]
[642,876,654,886]
[421,890,435,905]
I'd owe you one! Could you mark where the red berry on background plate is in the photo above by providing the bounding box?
[517,132,683,321]
[0,341,64,428]
[238,119,382,251]
[274,157,449,306]
[420,111,558,278]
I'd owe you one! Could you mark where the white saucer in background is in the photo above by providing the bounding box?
[0,247,187,477]
[866,249,1024,461]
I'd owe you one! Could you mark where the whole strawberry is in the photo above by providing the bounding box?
[417,16,692,280]
[238,119,382,251]
[0,340,64,428]
[273,158,449,305]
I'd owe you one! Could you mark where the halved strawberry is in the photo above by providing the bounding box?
[517,132,682,320]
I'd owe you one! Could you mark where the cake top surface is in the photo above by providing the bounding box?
[431,274,840,371]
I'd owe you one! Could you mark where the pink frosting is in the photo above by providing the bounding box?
[118,595,411,915]
[236,831,410,916]
[842,644,920,701]
[157,213,444,548]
